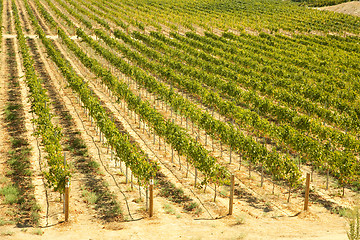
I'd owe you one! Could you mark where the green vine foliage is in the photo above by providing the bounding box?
[12,0,70,193]
[32,0,360,192]
[28,0,159,185]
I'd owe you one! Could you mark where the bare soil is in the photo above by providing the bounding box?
[0,0,357,239]
[320,1,360,17]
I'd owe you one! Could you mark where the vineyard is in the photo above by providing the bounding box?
[0,0,359,239]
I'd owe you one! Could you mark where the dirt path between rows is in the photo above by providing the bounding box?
[0,0,354,239]
[0,1,13,227]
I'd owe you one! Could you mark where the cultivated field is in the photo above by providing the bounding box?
[0,0,360,239]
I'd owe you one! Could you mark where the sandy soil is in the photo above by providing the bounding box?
[320,1,360,17]
[0,0,357,239]
[0,0,13,227]
[0,212,349,239]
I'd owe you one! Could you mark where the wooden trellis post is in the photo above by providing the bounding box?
[304,173,310,211]
[65,177,70,222]
[229,174,235,215]
[149,179,154,217]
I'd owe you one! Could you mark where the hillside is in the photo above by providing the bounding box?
[0,0,359,239]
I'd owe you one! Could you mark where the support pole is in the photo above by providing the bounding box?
[149,179,154,217]
[146,188,149,210]
[304,173,310,211]
[63,152,66,213]
[229,174,235,215]
[65,176,70,222]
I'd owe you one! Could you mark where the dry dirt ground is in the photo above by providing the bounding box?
[320,1,360,16]
[0,210,349,240]
[0,0,357,239]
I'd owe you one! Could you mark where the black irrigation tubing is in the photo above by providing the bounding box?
[112,53,295,201]
[53,0,228,190]
[77,76,149,199]
[125,80,216,188]
[10,2,51,224]
[138,80,344,216]
[114,69,240,194]
[84,41,218,190]
[11,31,51,227]
[57,73,135,221]
[35,0,290,217]
[99,61,285,220]
[27,34,86,224]
[22,38,51,228]
[68,90,135,220]
[33,5,145,221]
[23,73,51,227]
[105,52,293,217]
[29,60,51,228]
[161,100,341,216]
[14,0,51,226]
[93,37,279,192]
[79,38,281,215]
[59,15,290,217]
[89,75,215,219]
[72,41,214,216]
[25,0,354,219]
[102,54,291,220]
[26,1,137,220]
